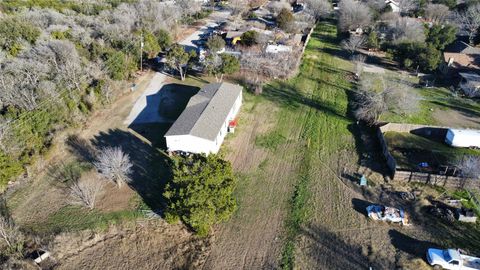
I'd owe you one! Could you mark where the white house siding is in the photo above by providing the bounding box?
[166,91,242,154]
[165,135,217,154]
[211,91,242,153]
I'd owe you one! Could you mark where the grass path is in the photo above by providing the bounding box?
[203,21,358,269]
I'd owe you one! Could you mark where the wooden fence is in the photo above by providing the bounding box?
[393,170,478,191]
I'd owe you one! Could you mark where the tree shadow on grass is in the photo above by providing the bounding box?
[262,81,348,120]
[299,224,393,269]
[90,128,171,212]
[65,135,96,163]
[431,100,480,119]
[413,204,480,255]
[351,198,373,217]
[389,229,438,258]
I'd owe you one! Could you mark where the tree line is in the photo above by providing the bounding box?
[0,0,203,189]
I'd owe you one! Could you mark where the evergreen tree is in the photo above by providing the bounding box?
[163,154,237,236]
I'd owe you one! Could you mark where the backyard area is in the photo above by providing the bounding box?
[384,132,480,172]
[378,78,480,129]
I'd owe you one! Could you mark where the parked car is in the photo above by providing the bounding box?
[366,205,409,225]
[427,248,480,270]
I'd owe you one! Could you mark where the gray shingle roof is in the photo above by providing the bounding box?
[446,41,480,55]
[165,82,242,141]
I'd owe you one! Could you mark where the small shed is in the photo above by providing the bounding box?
[445,128,480,148]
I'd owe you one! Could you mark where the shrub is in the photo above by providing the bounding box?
[393,42,441,72]
[276,8,294,31]
[425,24,456,50]
[163,154,237,236]
[0,17,40,55]
[240,30,258,46]
[157,29,172,51]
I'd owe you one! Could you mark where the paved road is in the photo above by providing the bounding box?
[124,10,231,126]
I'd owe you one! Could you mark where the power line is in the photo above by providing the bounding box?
[0,33,144,131]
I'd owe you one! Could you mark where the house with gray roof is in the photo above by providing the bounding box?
[165,82,243,154]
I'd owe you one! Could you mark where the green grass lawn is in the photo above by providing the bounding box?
[370,73,480,126]
[259,21,355,269]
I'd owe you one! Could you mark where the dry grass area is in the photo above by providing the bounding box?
[203,96,302,269]
[7,71,156,227]
[52,220,212,270]
[4,70,209,267]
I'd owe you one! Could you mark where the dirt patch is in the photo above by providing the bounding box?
[96,180,137,213]
[433,108,480,129]
[52,220,212,270]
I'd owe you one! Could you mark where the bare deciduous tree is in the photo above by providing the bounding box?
[389,16,425,43]
[341,35,366,55]
[425,4,450,24]
[94,146,133,188]
[305,0,332,20]
[397,0,418,14]
[459,156,480,179]
[352,54,366,78]
[229,0,249,16]
[455,4,480,45]
[366,0,386,12]
[241,48,302,80]
[268,0,292,15]
[461,81,480,98]
[354,76,419,124]
[0,215,24,257]
[338,0,372,32]
[175,0,202,17]
[69,177,104,209]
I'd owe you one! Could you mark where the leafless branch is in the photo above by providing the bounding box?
[94,146,133,188]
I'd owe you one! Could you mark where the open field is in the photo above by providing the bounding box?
[208,21,480,270]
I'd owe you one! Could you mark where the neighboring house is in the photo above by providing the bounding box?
[385,0,400,12]
[165,82,243,155]
[458,72,480,98]
[266,44,292,53]
[441,41,480,74]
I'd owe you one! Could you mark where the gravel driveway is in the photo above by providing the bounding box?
[124,10,231,126]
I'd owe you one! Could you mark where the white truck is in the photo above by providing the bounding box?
[427,248,480,270]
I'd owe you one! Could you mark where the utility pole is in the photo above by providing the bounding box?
[140,33,144,72]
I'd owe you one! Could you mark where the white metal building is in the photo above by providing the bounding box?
[164,82,243,154]
[445,128,480,148]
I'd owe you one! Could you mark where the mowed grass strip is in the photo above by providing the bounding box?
[268,21,354,269]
